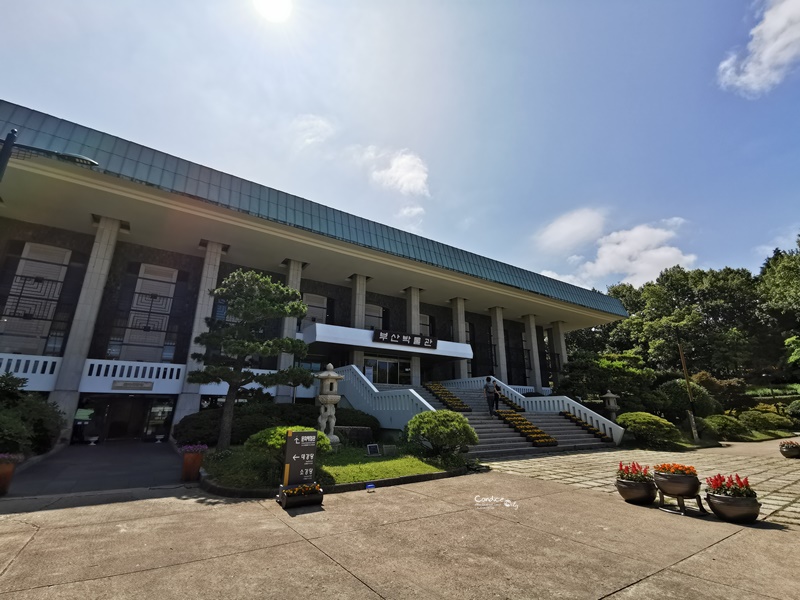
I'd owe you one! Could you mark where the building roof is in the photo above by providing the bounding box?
[0,100,626,318]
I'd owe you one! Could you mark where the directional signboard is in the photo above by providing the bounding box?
[283,430,318,486]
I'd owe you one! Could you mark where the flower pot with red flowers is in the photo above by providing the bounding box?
[779,440,800,459]
[705,473,761,523]
[178,444,208,482]
[615,461,656,504]
[277,482,323,509]
[0,454,24,497]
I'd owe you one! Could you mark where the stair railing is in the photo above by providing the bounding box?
[442,376,624,445]
[333,365,435,430]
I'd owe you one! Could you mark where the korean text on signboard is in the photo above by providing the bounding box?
[283,430,318,486]
[372,330,438,349]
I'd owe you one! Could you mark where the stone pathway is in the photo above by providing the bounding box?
[488,436,800,528]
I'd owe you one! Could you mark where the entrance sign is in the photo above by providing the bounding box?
[372,329,438,349]
[111,380,154,391]
[283,430,318,486]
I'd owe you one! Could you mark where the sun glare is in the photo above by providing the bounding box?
[253,0,293,23]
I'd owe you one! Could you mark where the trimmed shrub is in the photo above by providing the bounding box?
[704,415,751,441]
[787,399,800,421]
[404,410,478,463]
[0,413,32,453]
[173,402,380,446]
[616,412,682,449]
[244,425,332,457]
[657,380,723,423]
[738,411,794,431]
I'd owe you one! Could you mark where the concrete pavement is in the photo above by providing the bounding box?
[0,437,798,599]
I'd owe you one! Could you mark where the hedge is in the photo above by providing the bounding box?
[617,411,682,449]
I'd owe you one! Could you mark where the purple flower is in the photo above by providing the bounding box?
[178,444,208,454]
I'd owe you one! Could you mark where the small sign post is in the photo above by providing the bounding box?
[278,430,323,509]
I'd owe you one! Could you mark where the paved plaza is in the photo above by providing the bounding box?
[489,436,800,529]
[0,437,798,599]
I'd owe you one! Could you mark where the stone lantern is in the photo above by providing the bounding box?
[316,364,345,446]
[601,390,620,421]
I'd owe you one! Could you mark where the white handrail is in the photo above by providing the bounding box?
[334,365,434,429]
[443,376,624,445]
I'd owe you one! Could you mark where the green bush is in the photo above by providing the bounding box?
[173,402,380,446]
[244,425,331,458]
[681,415,719,441]
[785,399,800,420]
[704,415,751,441]
[0,412,32,453]
[738,411,794,431]
[0,374,65,455]
[404,410,478,463]
[617,411,682,449]
[657,380,723,423]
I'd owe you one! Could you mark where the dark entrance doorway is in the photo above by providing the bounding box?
[73,395,176,443]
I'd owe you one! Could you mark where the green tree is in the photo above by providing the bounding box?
[188,270,315,450]
[760,235,800,319]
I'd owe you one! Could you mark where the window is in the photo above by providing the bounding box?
[300,293,327,330]
[420,314,431,337]
[365,304,383,331]
[465,322,473,344]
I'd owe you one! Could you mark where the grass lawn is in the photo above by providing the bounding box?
[319,447,442,483]
[202,445,444,489]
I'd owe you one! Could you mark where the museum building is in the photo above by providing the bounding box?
[0,99,626,441]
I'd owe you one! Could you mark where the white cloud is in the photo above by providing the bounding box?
[754,224,800,257]
[396,205,425,218]
[351,145,430,196]
[533,208,607,254]
[566,254,584,266]
[718,0,800,97]
[288,114,335,150]
[539,219,696,289]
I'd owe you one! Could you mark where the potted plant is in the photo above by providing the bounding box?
[653,463,700,497]
[277,482,324,509]
[178,444,208,482]
[0,453,25,497]
[779,440,800,459]
[615,461,656,504]
[705,473,761,523]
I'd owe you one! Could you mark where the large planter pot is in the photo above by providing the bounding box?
[706,494,761,524]
[779,446,800,459]
[654,472,701,497]
[181,452,204,482]
[0,463,15,497]
[277,484,324,509]
[615,479,657,505]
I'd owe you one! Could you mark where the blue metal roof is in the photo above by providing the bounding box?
[0,100,627,318]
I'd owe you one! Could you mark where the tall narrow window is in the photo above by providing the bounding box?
[0,243,71,355]
[300,293,327,330]
[364,304,383,330]
[118,264,177,362]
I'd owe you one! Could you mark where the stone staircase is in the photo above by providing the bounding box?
[375,383,614,461]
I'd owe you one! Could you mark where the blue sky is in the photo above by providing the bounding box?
[4,0,800,290]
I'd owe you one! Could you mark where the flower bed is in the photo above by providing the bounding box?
[423,382,472,412]
[497,392,525,412]
[495,410,557,446]
[560,411,613,443]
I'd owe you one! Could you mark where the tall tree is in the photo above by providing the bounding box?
[188,270,314,449]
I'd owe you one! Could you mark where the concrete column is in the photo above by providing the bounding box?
[350,274,367,329]
[550,321,568,386]
[406,287,421,386]
[522,314,543,393]
[50,216,120,437]
[347,274,368,372]
[489,306,507,382]
[277,259,303,402]
[173,241,225,431]
[451,297,468,379]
